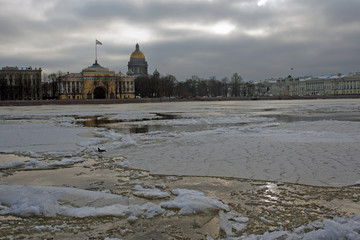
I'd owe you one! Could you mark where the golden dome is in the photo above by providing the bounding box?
[130,43,145,59]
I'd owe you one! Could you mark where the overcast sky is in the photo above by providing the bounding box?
[1,0,360,81]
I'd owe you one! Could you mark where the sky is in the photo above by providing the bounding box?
[1,0,360,82]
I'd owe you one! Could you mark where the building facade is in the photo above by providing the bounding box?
[59,61,135,100]
[58,43,153,100]
[267,72,360,97]
[0,66,42,100]
[127,43,148,76]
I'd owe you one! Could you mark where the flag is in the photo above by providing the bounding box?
[96,39,102,45]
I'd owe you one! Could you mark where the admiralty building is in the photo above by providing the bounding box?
[59,43,149,100]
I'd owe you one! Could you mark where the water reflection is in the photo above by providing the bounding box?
[77,113,182,134]
[263,183,279,202]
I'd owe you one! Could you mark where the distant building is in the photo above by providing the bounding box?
[58,42,152,100]
[0,66,42,100]
[59,61,135,100]
[267,72,360,97]
[127,43,148,76]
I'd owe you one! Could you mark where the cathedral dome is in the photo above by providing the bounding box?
[128,43,148,76]
[130,43,145,59]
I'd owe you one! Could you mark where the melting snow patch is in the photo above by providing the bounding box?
[132,184,170,199]
[115,160,131,168]
[160,189,229,215]
[0,157,84,170]
[219,211,248,237]
[0,185,163,218]
[243,215,360,240]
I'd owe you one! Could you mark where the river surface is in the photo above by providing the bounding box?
[1,99,360,186]
[1,99,360,239]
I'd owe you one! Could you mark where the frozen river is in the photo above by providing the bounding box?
[1,99,360,186]
[1,99,360,239]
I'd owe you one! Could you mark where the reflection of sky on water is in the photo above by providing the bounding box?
[263,183,279,202]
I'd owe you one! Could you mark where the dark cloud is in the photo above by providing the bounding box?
[1,0,359,81]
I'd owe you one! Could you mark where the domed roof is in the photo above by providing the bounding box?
[130,43,145,59]
[88,60,105,69]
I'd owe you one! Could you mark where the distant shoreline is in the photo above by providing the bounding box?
[0,95,359,106]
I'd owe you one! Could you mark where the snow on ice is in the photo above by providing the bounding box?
[160,189,230,214]
[0,157,83,170]
[0,185,229,218]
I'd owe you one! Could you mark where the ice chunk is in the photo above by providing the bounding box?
[160,189,229,215]
[0,185,164,218]
[219,210,247,237]
[132,184,170,199]
[245,215,360,240]
[0,157,83,170]
[115,160,131,168]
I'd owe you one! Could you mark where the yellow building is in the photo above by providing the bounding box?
[59,61,135,100]
[59,42,145,100]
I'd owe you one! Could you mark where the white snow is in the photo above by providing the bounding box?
[219,211,248,236]
[0,157,83,170]
[160,189,230,214]
[132,184,170,199]
[0,185,231,219]
[242,215,360,240]
[115,160,131,168]
[0,185,162,218]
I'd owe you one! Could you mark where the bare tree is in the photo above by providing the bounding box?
[231,73,243,97]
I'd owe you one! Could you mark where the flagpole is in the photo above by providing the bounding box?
[95,39,97,64]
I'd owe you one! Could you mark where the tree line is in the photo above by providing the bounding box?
[136,73,268,98]
[42,71,64,99]
[41,71,268,99]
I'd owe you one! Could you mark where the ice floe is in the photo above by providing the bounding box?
[160,189,230,214]
[132,184,170,199]
[240,215,360,240]
[0,185,160,218]
[219,210,248,237]
[0,157,83,170]
[0,185,228,219]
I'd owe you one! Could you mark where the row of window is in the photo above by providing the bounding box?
[2,76,40,86]
[59,81,82,94]
[283,80,360,93]
[60,81,134,94]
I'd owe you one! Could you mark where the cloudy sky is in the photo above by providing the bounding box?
[1,0,360,81]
